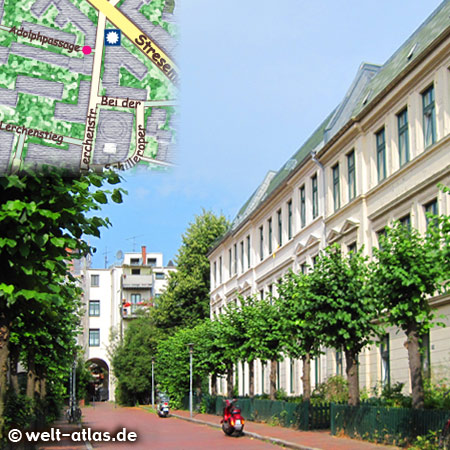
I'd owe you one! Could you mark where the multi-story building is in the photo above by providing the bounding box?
[81,246,175,400]
[208,1,450,397]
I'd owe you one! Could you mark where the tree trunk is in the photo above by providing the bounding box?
[301,353,311,401]
[405,323,424,409]
[40,378,46,400]
[345,349,359,406]
[0,316,10,440]
[226,367,233,398]
[26,355,37,399]
[269,360,277,400]
[211,373,217,396]
[9,345,19,394]
[249,360,254,398]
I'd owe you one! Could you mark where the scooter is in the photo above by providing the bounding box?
[221,399,245,436]
[157,396,170,417]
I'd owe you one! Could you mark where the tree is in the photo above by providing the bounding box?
[151,210,229,331]
[0,168,125,437]
[155,319,225,405]
[277,271,322,401]
[246,298,285,400]
[308,244,379,406]
[112,313,162,405]
[371,222,443,409]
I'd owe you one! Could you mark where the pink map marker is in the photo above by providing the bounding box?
[82,45,92,55]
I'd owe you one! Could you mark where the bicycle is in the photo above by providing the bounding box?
[439,418,450,449]
[66,405,82,423]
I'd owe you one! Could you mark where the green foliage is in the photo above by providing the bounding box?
[151,210,229,331]
[0,168,125,437]
[112,313,162,406]
[3,390,34,430]
[312,375,349,403]
[423,379,450,410]
[155,319,224,404]
[408,430,440,449]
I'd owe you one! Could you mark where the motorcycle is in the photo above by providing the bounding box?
[221,399,245,436]
[157,395,170,418]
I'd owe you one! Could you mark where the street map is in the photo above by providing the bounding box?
[0,0,177,175]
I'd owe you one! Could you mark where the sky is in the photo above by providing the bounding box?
[90,0,444,268]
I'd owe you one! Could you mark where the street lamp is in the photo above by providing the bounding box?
[151,357,155,408]
[187,343,194,418]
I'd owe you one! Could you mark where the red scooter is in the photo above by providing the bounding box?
[221,399,245,436]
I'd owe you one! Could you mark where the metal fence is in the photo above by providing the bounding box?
[331,403,450,444]
[183,394,331,430]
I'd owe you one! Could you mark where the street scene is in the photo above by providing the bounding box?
[1,0,450,450]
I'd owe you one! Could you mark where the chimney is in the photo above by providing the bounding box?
[141,246,147,265]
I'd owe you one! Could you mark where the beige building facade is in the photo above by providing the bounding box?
[208,1,450,396]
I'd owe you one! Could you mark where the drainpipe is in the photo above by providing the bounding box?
[311,150,327,249]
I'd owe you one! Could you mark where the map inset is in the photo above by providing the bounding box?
[0,0,178,175]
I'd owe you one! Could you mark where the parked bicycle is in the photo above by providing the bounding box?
[66,405,82,423]
[439,418,450,449]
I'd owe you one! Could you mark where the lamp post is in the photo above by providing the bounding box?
[151,357,155,408]
[187,343,194,418]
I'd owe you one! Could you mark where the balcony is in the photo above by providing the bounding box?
[122,274,152,289]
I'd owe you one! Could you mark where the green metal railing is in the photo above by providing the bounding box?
[331,403,450,444]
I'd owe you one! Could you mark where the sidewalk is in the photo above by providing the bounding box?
[35,416,89,450]
[170,409,400,450]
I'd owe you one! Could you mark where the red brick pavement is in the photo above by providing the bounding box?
[172,409,400,450]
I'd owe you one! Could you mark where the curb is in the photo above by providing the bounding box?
[170,413,320,450]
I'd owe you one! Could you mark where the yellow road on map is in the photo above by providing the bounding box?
[85,0,179,84]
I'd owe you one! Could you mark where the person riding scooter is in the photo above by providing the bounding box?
[156,392,170,418]
[221,399,245,436]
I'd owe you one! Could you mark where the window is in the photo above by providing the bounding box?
[259,226,264,261]
[268,284,273,304]
[213,262,216,286]
[347,150,356,200]
[287,200,292,240]
[260,289,264,300]
[397,108,409,166]
[131,268,140,275]
[420,331,431,379]
[268,218,273,254]
[311,255,317,267]
[277,361,280,390]
[300,263,307,275]
[380,334,390,386]
[315,357,320,386]
[336,351,343,376]
[347,242,357,256]
[130,258,140,265]
[147,257,157,266]
[299,185,306,228]
[219,256,222,283]
[261,362,265,394]
[377,228,387,250]
[399,214,411,230]
[312,174,318,219]
[89,329,100,347]
[89,300,100,317]
[155,272,165,280]
[130,293,141,313]
[233,243,237,275]
[422,85,436,147]
[376,128,386,182]
[247,235,251,268]
[240,241,244,273]
[424,199,438,229]
[332,163,340,211]
[90,274,99,287]
[277,209,282,247]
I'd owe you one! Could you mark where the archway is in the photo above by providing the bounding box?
[87,358,109,401]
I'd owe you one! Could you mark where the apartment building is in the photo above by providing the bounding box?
[208,1,450,396]
[81,246,176,401]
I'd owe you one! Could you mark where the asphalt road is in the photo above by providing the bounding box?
[80,402,277,449]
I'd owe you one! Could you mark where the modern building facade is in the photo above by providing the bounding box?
[81,246,175,400]
[209,1,450,397]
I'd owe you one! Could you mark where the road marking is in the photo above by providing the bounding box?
[84,0,178,85]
